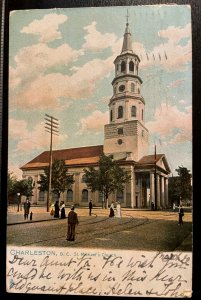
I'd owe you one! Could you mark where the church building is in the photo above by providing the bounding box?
[20,20,171,209]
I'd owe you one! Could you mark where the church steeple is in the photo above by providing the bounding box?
[104,15,149,161]
[121,13,133,54]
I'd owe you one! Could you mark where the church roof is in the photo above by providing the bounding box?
[20,145,104,170]
[121,22,133,54]
[136,154,171,174]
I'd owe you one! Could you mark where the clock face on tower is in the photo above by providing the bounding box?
[119,85,125,92]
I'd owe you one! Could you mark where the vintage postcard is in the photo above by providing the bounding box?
[6,4,192,297]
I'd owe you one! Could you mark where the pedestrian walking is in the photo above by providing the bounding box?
[54,200,60,218]
[23,198,31,220]
[151,201,155,211]
[66,206,79,241]
[178,205,184,226]
[109,201,115,217]
[89,199,93,216]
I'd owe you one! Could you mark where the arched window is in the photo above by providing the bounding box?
[138,88,140,94]
[141,109,144,121]
[121,61,126,72]
[116,190,124,203]
[39,191,45,201]
[118,106,123,118]
[129,61,134,72]
[82,189,88,202]
[131,83,135,93]
[66,189,73,202]
[131,105,137,117]
[110,110,113,122]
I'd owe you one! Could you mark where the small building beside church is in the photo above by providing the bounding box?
[20,20,171,209]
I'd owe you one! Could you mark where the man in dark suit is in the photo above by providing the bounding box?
[66,206,79,241]
[89,199,93,216]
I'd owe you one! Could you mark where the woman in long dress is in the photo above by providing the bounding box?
[60,201,66,219]
[116,202,122,218]
[109,201,115,217]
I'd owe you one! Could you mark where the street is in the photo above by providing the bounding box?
[7,207,192,251]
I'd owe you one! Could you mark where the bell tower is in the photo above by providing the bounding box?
[104,16,149,161]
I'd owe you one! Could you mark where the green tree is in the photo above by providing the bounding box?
[7,173,34,210]
[175,166,192,202]
[7,171,17,198]
[84,154,131,208]
[37,159,74,202]
[169,166,192,206]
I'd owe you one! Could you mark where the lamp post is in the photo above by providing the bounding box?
[45,114,59,212]
[17,192,20,212]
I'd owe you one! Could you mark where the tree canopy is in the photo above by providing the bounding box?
[37,159,74,200]
[83,154,131,208]
[169,166,192,205]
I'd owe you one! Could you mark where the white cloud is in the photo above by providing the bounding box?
[9,43,84,89]
[8,165,23,179]
[21,13,68,43]
[77,110,109,135]
[10,56,113,110]
[9,119,68,152]
[168,79,185,88]
[139,23,192,71]
[83,21,118,51]
[146,103,192,144]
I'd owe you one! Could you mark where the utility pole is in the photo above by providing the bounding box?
[154,144,157,210]
[45,114,59,212]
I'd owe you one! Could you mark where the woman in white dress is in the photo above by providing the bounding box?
[116,202,122,218]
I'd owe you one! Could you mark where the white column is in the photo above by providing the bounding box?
[125,100,129,120]
[157,175,160,209]
[164,177,169,208]
[161,176,165,208]
[150,173,155,204]
[130,166,135,208]
[126,57,129,73]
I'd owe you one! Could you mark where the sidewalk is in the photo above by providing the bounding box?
[7,205,192,225]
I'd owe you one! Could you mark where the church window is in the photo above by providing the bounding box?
[82,189,88,202]
[129,61,134,72]
[39,191,45,201]
[116,190,124,202]
[118,106,123,118]
[67,189,73,202]
[121,61,126,72]
[142,109,144,121]
[131,105,136,117]
[118,128,123,135]
[131,83,135,93]
[110,110,113,122]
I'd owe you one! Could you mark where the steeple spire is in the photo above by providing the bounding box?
[121,10,133,54]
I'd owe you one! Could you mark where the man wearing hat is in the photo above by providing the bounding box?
[66,206,79,241]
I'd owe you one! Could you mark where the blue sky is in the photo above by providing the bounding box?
[8,5,192,177]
